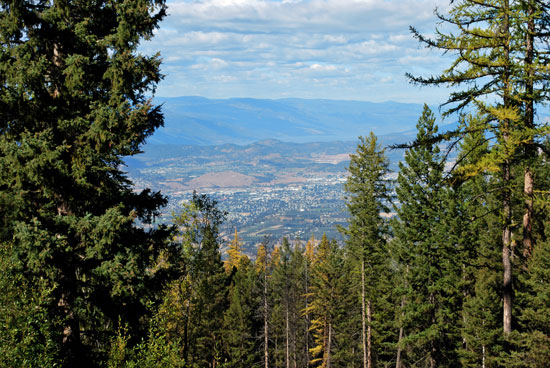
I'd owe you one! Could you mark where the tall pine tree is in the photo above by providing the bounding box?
[0,0,179,365]
[342,132,394,368]
[392,105,463,367]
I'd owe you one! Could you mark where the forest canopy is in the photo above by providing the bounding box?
[1,0,550,367]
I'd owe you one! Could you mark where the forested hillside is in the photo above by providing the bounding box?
[1,0,550,367]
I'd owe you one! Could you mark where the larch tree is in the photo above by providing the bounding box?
[307,234,344,368]
[408,0,550,335]
[515,0,550,260]
[225,228,245,273]
[0,0,181,365]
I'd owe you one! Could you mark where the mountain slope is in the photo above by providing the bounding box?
[149,96,431,145]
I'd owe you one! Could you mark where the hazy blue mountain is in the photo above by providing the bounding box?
[146,96,550,147]
[149,96,440,145]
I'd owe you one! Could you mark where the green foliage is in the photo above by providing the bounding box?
[393,105,463,367]
[307,234,345,368]
[341,132,396,366]
[0,243,60,367]
[222,257,261,368]
[409,0,549,125]
[504,186,550,367]
[0,0,179,365]
[409,0,550,354]
[269,238,312,368]
[2,0,550,366]
[106,322,184,368]
[454,114,504,367]
[155,193,228,367]
[343,132,391,273]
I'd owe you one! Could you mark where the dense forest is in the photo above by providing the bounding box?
[1,0,550,367]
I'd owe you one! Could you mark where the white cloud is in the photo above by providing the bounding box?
[398,54,443,65]
[166,0,443,34]
[310,64,337,71]
[323,35,348,44]
[190,57,230,70]
[212,75,239,82]
[389,34,414,43]
[142,0,453,103]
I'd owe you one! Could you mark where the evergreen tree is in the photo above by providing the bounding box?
[255,238,272,368]
[392,105,463,367]
[177,193,228,368]
[270,237,310,368]
[307,234,344,368]
[152,193,228,367]
[222,256,261,368]
[292,239,313,368]
[455,114,504,368]
[106,320,184,368]
[409,0,550,335]
[0,0,178,364]
[0,242,58,367]
[302,235,316,368]
[271,238,292,368]
[341,132,394,368]
[510,239,550,367]
[505,141,550,367]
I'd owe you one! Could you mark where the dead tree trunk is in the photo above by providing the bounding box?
[522,0,535,259]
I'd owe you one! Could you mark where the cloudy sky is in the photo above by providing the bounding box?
[141,0,452,104]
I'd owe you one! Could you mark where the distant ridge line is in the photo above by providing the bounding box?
[148,96,432,146]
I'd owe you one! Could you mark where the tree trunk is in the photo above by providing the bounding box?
[362,259,368,368]
[395,296,405,368]
[502,0,513,335]
[523,168,534,258]
[502,181,513,334]
[396,267,408,368]
[367,299,372,368]
[292,302,297,368]
[183,302,191,363]
[326,321,332,368]
[522,0,535,259]
[51,41,62,99]
[286,304,290,368]
[58,290,81,365]
[429,292,437,368]
[264,269,269,368]
[305,259,310,368]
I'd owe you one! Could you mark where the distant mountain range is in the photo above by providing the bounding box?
[146,96,550,147]
[148,96,449,146]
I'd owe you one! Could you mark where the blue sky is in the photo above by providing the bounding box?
[141,0,452,104]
